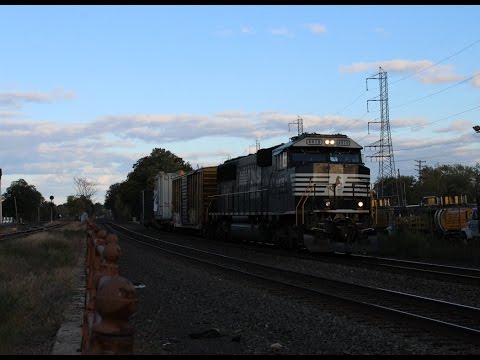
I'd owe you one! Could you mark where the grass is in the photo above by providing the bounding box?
[0,222,86,355]
[377,229,480,266]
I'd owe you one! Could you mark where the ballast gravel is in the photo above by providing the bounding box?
[115,223,480,355]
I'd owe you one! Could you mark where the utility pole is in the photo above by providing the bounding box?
[14,196,18,223]
[397,168,404,206]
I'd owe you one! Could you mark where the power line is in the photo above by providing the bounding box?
[390,103,480,134]
[394,132,480,162]
[322,90,370,133]
[389,72,480,111]
[326,39,480,136]
[388,38,480,86]
[334,110,369,133]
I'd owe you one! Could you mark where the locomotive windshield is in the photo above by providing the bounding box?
[328,152,361,163]
[291,148,362,164]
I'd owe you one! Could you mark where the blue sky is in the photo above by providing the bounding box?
[1,5,480,205]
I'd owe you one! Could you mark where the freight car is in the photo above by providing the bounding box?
[152,171,180,230]
[165,132,377,253]
[171,166,217,230]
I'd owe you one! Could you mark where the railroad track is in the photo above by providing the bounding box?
[132,222,480,286]
[322,252,480,286]
[106,222,480,347]
[0,222,68,241]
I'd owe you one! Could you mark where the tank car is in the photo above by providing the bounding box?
[206,132,377,253]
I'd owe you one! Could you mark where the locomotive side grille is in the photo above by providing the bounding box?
[292,173,370,197]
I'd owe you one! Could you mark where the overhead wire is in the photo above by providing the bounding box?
[359,39,480,169]
[388,38,480,86]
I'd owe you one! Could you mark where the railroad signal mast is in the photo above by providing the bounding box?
[365,67,399,204]
[50,195,54,223]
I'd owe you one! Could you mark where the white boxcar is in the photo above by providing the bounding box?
[153,171,182,228]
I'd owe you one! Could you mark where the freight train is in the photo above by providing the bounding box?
[144,132,378,253]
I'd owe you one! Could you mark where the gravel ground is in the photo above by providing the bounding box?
[115,222,480,355]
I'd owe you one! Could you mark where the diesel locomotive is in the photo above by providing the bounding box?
[152,132,378,253]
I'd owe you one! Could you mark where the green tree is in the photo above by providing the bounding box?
[2,179,44,222]
[418,164,477,202]
[65,195,94,220]
[104,148,192,219]
[105,181,133,221]
[93,202,106,217]
[375,163,480,206]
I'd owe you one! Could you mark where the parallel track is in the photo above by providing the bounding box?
[0,222,68,241]
[137,222,480,286]
[106,222,480,347]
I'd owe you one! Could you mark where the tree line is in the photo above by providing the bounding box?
[1,177,104,222]
[373,163,480,206]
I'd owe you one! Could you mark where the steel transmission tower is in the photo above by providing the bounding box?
[365,67,398,202]
[289,116,304,136]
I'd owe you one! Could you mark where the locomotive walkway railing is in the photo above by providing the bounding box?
[81,220,138,355]
[296,180,315,226]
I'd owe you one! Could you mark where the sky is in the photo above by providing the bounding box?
[1,5,480,206]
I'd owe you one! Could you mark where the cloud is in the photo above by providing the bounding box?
[306,23,327,34]
[472,71,480,87]
[0,110,25,118]
[394,131,471,152]
[340,59,437,74]
[415,71,465,84]
[432,119,474,133]
[0,88,76,107]
[270,27,293,37]
[241,26,255,34]
[389,116,431,129]
[339,59,465,85]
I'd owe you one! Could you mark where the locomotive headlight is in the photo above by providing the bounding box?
[325,139,336,145]
[325,201,331,207]
[357,201,364,208]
